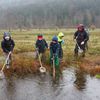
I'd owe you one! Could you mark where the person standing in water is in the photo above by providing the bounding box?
[50,36,60,79]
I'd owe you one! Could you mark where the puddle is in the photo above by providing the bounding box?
[0,67,100,100]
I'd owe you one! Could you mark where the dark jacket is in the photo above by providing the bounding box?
[36,39,48,53]
[50,42,60,56]
[74,30,89,43]
[1,38,15,53]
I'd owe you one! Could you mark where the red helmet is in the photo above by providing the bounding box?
[77,24,84,31]
[38,34,43,40]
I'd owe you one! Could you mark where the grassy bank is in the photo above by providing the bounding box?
[0,29,100,76]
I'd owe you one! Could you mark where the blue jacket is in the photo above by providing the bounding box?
[50,42,60,56]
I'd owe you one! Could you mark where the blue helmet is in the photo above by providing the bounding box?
[52,36,58,42]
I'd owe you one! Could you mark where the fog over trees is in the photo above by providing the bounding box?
[0,0,100,29]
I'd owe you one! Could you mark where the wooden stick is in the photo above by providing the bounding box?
[1,52,11,72]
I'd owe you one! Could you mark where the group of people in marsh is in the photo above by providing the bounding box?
[1,24,89,75]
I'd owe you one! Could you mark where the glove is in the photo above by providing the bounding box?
[51,57,53,60]
[36,48,39,51]
[9,51,12,54]
[62,40,64,44]
[81,41,85,45]
[53,53,58,57]
[48,47,50,50]
[51,54,56,60]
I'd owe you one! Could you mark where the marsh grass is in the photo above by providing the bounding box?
[0,29,100,75]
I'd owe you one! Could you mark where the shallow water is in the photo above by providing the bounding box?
[0,67,100,100]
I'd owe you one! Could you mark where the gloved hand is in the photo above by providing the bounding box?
[9,51,12,54]
[53,53,58,57]
[46,46,49,50]
[51,57,54,60]
[81,41,85,45]
[73,39,76,43]
[51,54,56,60]
[36,48,39,51]
[62,40,64,44]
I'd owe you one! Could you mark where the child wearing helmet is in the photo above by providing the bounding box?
[35,34,48,62]
[57,32,64,60]
[50,36,60,75]
[1,32,15,68]
[74,24,89,57]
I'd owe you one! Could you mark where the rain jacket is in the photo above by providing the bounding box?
[1,33,15,53]
[57,32,64,44]
[36,39,48,53]
[74,30,89,43]
[57,32,64,59]
[50,42,60,68]
[74,30,89,57]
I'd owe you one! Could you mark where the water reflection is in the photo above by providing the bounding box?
[0,68,100,100]
[74,68,87,91]
[5,77,16,100]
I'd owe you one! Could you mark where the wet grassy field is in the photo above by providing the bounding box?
[0,29,100,55]
[0,28,100,99]
[0,29,100,75]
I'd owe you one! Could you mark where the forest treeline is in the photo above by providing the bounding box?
[0,0,100,29]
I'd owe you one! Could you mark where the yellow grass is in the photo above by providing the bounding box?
[0,28,100,76]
